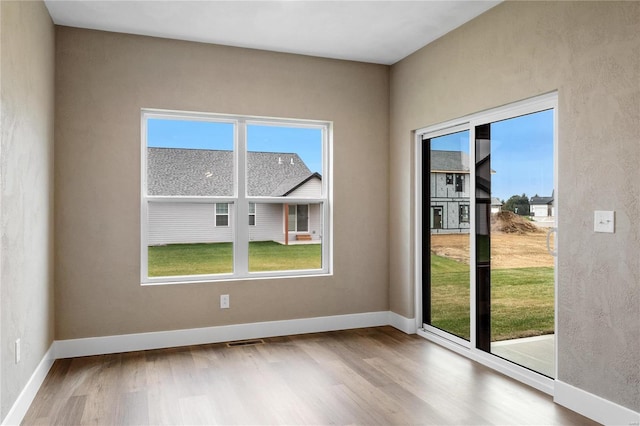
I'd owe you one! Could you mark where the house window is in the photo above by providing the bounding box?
[459,204,470,223]
[446,174,453,185]
[216,203,229,227]
[455,174,464,192]
[142,109,332,284]
[248,202,256,226]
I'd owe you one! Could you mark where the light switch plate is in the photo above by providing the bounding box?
[594,210,615,233]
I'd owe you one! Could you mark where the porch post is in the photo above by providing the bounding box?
[284,203,289,246]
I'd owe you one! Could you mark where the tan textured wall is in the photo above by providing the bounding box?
[0,0,55,419]
[390,1,639,411]
[55,28,389,339]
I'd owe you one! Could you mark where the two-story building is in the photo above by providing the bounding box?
[430,150,470,233]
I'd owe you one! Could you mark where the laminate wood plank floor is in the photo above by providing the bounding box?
[22,327,598,425]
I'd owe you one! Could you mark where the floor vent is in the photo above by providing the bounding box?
[226,339,265,348]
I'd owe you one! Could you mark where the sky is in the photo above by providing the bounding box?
[147,119,323,173]
[148,110,553,200]
[430,109,554,201]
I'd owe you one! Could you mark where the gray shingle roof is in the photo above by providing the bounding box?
[430,150,470,172]
[147,148,319,196]
[530,195,553,205]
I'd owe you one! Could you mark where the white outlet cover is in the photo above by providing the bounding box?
[220,294,230,309]
[594,210,615,233]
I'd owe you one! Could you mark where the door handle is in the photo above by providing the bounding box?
[546,227,557,257]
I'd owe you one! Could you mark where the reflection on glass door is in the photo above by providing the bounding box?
[424,130,471,341]
[483,110,556,377]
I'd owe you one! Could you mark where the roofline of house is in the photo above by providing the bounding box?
[282,172,322,196]
[148,146,306,157]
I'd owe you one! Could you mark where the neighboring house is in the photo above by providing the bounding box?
[491,197,503,214]
[147,147,322,245]
[530,193,554,217]
[430,150,470,233]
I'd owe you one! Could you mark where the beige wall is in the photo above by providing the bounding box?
[390,1,639,411]
[0,0,55,419]
[54,28,389,339]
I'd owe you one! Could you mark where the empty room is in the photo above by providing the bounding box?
[1,1,638,425]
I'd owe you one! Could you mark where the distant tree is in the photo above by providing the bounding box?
[503,193,530,216]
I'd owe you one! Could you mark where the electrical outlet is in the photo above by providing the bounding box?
[15,339,21,364]
[220,294,230,309]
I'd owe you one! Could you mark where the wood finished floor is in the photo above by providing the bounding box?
[22,327,597,425]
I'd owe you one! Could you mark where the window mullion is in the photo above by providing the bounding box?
[235,121,249,276]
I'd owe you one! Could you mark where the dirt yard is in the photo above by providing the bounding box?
[431,212,555,268]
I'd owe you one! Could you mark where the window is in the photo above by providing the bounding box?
[248,202,256,226]
[216,203,229,227]
[459,204,470,223]
[446,173,453,185]
[455,174,464,192]
[142,110,332,284]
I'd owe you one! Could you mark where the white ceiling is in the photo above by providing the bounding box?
[44,1,501,65]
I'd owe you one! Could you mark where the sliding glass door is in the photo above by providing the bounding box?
[420,94,557,378]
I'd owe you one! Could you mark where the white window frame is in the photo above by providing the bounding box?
[141,109,333,284]
[248,202,256,226]
[215,203,230,227]
[288,204,310,233]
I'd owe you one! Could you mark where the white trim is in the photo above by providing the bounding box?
[214,202,230,227]
[2,345,56,426]
[555,381,640,426]
[423,324,471,348]
[53,311,390,359]
[387,312,416,334]
[552,105,559,380]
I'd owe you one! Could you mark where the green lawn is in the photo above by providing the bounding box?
[430,254,554,341]
[148,241,321,277]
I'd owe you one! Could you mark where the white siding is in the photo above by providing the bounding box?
[148,202,233,245]
[149,201,322,245]
[286,177,322,197]
[531,204,553,217]
[249,203,285,242]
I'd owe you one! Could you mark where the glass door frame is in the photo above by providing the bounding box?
[414,92,558,395]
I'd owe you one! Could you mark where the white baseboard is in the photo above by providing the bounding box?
[54,311,392,359]
[387,311,416,334]
[555,380,640,426]
[2,345,55,426]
